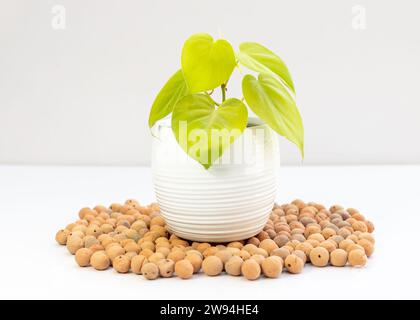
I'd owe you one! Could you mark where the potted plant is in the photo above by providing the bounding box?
[149,33,303,242]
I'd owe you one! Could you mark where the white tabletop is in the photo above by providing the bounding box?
[0,165,418,300]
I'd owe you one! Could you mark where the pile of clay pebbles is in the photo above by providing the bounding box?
[55,199,375,280]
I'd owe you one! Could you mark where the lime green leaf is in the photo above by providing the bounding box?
[237,42,295,93]
[172,94,248,169]
[148,69,188,128]
[242,74,304,157]
[181,33,236,93]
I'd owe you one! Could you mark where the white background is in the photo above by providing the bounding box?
[1,0,420,300]
[1,0,419,166]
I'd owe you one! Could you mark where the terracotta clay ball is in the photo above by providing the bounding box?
[167,250,186,263]
[215,250,232,264]
[175,259,194,279]
[55,229,70,245]
[284,255,304,274]
[348,249,367,267]
[113,255,131,273]
[66,236,84,255]
[100,223,114,234]
[69,229,85,239]
[227,241,244,249]
[196,243,211,253]
[90,251,110,271]
[141,262,159,280]
[236,250,251,260]
[156,247,171,258]
[254,248,269,258]
[241,258,261,281]
[75,248,93,267]
[347,234,359,243]
[106,245,126,261]
[226,247,240,255]
[148,252,165,265]
[158,259,175,278]
[140,241,155,252]
[247,237,260,246]
[291,233,306,243]
[90,244,105,253]
[83,236,100,249]
[259,239,278,254]
[346,244,365,254]
[186,249,203,259]
[271,247,290,260]
[273,234,289,248]
[292,250,307,263]
[150,216,166,227]
[139,248,154,259]
[358,232,375,245]
[243,244,258,255]
[295,242,313,259]
[65,223,76,231]
[322,227,337,239]
[357,239,374,257]
[124,242,140,254]
[339,239,354,251]
[125,251,137,260]
[86,225,102,238]
[309,247,330,267]
[308,233,324,243]
[319,240,337,253]
[78,207,93,219]
[131,255,147,275]
[185,253,202,273]
[329,235,344,246]
[202,256,223,276]
[225,256,244,276]
[365,220,375,233]
[202,247,219,258]
[330,249,348,267]
[352,221,368,233]
[250,254,266,265]
[261,256,283,278]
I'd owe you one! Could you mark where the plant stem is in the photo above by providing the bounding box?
[221,84,226,102]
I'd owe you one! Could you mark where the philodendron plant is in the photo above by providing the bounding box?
[149,33,304,169]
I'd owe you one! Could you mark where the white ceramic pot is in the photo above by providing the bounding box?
[151,118,279,242]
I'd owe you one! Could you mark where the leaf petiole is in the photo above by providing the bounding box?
[221,84,226,102]
[205,93,220,106]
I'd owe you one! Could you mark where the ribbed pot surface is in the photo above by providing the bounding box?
[151,119,279,242]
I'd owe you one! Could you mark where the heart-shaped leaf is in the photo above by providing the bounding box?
[237,42,295,93]
[172,94,248,169]
[181,33,236,93]
[148,69,188,128]
[242,74,304,157]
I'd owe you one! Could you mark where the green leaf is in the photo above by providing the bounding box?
[172,94,248,169]
[237,42,295,93]
[148,69,188,128]
[242,74,304,157]
[181,33,236,93]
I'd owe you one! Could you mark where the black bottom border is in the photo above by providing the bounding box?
[0,299,417,318]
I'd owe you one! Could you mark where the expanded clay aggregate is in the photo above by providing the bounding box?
[55,199,375,280]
